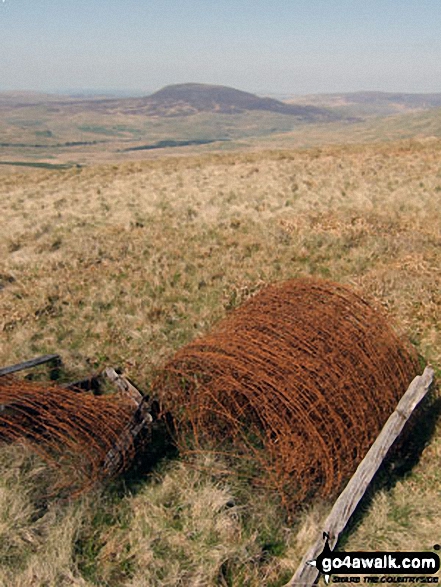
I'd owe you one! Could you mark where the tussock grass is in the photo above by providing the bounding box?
[89,456,297,586]
[0,445,90,587]
[0,448,306,586]
[1,139,440,585]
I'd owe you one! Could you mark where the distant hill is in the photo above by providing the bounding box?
[49,83,339,121]
[333,91,441,108]
[0,91,62,104]
[287,91,441,117]
[0,84,341,123]
[134,83,339,120]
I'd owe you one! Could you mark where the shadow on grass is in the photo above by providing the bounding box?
[110,413,179,497]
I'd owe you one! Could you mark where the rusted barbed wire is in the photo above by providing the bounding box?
[154,278,419,509]
[0,376,136,493]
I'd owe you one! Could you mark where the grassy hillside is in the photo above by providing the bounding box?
[252,108,441,150]
[0,107,335,166]
[2,103,441,168]
[1,140,440,586]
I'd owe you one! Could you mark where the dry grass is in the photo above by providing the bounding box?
[0,446,90,587]
[0,446,308,587]
[0,139,440,585]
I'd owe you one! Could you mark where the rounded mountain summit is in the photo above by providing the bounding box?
[78,83,337,121]
[141,83,336,119]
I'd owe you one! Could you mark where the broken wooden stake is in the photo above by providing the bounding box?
[101,368,154,475]
[286,365,434,587]
[102,367,144,407]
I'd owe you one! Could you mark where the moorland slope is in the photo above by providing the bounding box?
[1,140,440,585]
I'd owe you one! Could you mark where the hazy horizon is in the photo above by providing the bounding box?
[3,84,441,100]
[1,1,441,96]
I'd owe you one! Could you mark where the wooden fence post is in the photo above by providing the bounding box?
[286,366,434,587]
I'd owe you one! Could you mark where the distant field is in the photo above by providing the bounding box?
[1,140,440,586]
[0,161,75,170]
[0,108,309,165]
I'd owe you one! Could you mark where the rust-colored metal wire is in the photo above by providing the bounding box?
[153,278,419,508]
[0,377,136,493]
[0,279,420,506]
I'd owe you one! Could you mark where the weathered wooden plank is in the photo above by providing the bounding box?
[101,368,153,475]
[0,354,61,377]
[102,367,143,407]
[102,367,153,423]
[286,366,434,587]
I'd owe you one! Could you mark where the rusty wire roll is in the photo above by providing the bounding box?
[154,278,419,508]
[0,376,136,493]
